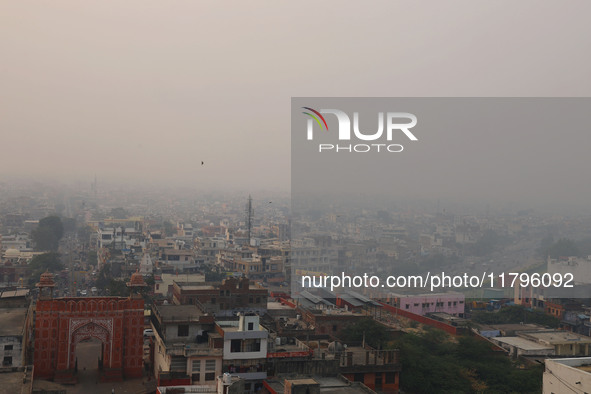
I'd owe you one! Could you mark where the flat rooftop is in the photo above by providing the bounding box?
[266,376,373,393]
[522,330,591,344]
[0,289,29,298]
[493,336,554,351]
[488,323,544,332]
[0,308,27,336]
[0,369,32,394]
[267,301,295,310]
[155,304,205,321]
[175,283,214,291]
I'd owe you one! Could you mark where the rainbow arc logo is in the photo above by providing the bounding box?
[302,107,328,131]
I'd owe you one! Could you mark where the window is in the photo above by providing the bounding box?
[385,372,396,384]
[405,304,409,309]
[243,339,261,352]
[178,324,189,337]
[205,372,215,381]
[4,345,13,351]
[231,339,241,352]
[192,361,201,372]
[248,322,254,331]
[2,357,12,366]
[205,360,216,371]
[332,325,337,332]
[256,297,260,304]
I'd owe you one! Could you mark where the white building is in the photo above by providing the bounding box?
[140,252,154,276]
[217,314,268,393]
[544,357,591,394]
[0,308,29,368]
[152,304,222,387]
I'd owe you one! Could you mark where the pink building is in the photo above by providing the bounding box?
[388,292,465,317]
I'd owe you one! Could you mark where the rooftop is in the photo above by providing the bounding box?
[155,304,206,322]
[175,282,214,291]
[0,308,28,336]
[0,289,29,298]
[266,376,375,393]
[521,330,591,345]
[492,336,554,351]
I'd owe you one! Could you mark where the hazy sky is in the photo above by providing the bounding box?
[1,1,590,193]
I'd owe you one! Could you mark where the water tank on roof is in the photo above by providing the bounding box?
[328,341,344,354]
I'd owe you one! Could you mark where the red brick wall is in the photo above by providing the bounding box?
[34,296,144,381]
[379,302,458,335]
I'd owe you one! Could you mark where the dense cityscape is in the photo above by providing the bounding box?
[1,181,591,393]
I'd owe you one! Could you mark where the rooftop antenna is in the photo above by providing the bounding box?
[246,195,254,244]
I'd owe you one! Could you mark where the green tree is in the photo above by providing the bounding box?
[29,252,64,285]
[394,329,543,393]
[341,318,390,349]
[203,265,227,282]
[87,251,98,267]
[32,216,64,251]
[471,305,560,328]
[162,221,175,236]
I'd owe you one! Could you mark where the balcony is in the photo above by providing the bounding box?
[230,371,267,380]
[166,343,222,357]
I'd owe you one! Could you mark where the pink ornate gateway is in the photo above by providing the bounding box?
[33,272,146,383]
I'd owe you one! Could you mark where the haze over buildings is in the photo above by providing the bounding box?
[1,1,591,209]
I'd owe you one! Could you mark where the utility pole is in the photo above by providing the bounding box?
[246,195,253,245]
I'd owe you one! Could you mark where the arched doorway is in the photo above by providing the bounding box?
[71,322,110,382]
[75,337,103,384]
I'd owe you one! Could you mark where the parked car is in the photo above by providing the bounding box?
[143,329,154,337]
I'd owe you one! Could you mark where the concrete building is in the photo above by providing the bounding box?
[157,374,244,394]
[151,304,223,387]
[263,376,378,394]
[216,314,268,392]
[518,330,591,357]
[154,273,205,299]
[544,357,591,394]
[172,277,267,317]
[490,336,555,358]
[0,308,29,368]
[160,249,199,273]
[387,292,465,317]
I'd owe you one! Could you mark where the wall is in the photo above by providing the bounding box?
[379,302,459,335]
[33,296,144,381]
[393,294,465,317]
[0,335,23,368]
[544,358,591,394]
